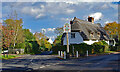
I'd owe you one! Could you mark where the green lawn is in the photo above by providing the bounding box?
[0,54,19,59]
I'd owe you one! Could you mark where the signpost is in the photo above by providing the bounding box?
[64,23,71,58]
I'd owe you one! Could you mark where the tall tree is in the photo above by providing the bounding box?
[2,11,25,50]
[54,27,63,36]
[104,22,119,39]
[34,32,47,47]
[23,29,35,41]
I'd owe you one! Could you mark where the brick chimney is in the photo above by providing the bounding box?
[88,16,94,24]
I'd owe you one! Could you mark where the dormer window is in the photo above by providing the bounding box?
[90,32,94,38]
[97,32,100,37]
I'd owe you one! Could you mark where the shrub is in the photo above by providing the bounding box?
[15,43,26,49]
[101,41,109,52]
[52,43,93,55]
[92,41,109,53]
[25,42,32,54]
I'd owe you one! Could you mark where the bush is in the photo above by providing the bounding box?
[52,41,109,55]
[101,41,109,52]
[109,46,117,51]
[52,43,93,55]
[92,41,109,53]
[15,43,26,49]
[25,42,32,54]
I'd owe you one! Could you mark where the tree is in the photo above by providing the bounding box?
[34,32,52,51]
[34,32,47,47]
[53,35,62,46]
[54,27,63,36]
[23,29,35,41]
[3,18,25,49]
[104,22,119,39]
[54,27,63,46]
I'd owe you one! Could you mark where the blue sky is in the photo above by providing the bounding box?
[2,2,118,41]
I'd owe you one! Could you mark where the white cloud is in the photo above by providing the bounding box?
[22,6,45,19]
[104,20,113,24]
[36,14,46,19]
[41,28,55,33]
[89,12,103,21]
[47,28,55,31]
[41,28,47,33]
[1,0,119,2]
[66,9,75,14]
[21,2,75,19]
[61,18,72,21]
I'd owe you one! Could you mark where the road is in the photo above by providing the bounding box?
[1,53,120,72]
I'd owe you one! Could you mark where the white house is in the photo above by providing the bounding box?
[47,38,53,44]
[61,17,110,45]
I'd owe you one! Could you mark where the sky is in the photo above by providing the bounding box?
[2,1,119,41]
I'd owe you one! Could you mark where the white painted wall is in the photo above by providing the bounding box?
[63,32,83,45]
[63,32,110,45]
[83,40,99,45]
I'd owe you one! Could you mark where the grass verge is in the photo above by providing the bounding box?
[0,54,19,60]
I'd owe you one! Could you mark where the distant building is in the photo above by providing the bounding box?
[46,38,53,44]
[61,16,110,45]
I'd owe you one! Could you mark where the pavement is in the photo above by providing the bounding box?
[1,53,120,72]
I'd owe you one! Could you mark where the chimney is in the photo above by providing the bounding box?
[88,16,94,24]
[70,20,73,24]
[74,17,76,19]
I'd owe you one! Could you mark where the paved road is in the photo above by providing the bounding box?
[1,53,120,72]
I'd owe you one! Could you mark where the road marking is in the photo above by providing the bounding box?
[56,63,60,64]
[46,65,50,66]
[40,66,45,68]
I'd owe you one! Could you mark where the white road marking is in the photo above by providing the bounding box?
[46,65,50,66]
[40,66,45,68]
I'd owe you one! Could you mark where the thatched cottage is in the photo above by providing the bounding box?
[61,16,111,45]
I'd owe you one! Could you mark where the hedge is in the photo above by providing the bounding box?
[52,43,93,55]
[52,41,109,55]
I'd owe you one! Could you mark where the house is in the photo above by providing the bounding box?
[61,16,110,45]
[46,38,53,44]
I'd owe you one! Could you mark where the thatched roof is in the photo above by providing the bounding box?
[61,17,110,41]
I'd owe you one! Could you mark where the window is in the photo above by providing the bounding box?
[90,32,95,39]
[71,33,75,38]
[97,32,100,37]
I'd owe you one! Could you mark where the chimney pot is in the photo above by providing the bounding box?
[88,16,94,24]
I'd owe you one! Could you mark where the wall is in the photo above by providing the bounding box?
[83,40,99,45]
[63,32,83,45]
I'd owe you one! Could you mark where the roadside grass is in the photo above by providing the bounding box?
[95,51,116,55]
[1,54,19,60]
[104,51,116,53]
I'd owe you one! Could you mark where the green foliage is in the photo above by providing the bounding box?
[53,35,62,46]
[54,27,63,35]
[92,41,109,53]
[52,43,93,55]
[15,43,26,49]
[2,55,19,59]
[52,41,109,55]
[23,29,35,41]
[32,41,40,54]
[25,42,32,54]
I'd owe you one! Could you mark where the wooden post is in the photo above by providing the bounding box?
[76,51,78,58]
[66,32,69,53]
[64,51,66,59]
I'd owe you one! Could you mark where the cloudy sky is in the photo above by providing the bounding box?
[2,1,118,41]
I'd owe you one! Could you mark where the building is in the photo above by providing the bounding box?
[61,16,110,45]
